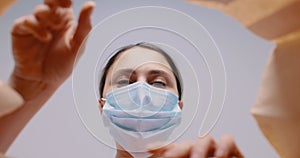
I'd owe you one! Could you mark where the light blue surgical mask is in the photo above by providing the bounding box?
[101,82,182,157]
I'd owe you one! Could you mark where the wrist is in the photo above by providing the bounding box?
[9,70,61,103]
[0,81,24,117]
[0,70,62,153]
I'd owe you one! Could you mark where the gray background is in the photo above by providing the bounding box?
[0,0,278,157]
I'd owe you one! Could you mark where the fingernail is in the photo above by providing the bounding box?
[42,32,52,42]
[60,0,72,8]
[46,32,52,40]
[163,151,175,157]
[191,153,200,158]
[215,149,226,157]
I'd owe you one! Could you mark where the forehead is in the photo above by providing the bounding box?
[111,47,172,71]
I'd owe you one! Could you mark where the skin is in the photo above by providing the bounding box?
[98,47,243,158]
[0,0,95,153]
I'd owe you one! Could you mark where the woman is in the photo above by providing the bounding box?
[97,42,243,158]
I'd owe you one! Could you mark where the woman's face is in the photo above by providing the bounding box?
[102,47,179,99]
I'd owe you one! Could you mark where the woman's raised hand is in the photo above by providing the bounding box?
[10,0,95,100]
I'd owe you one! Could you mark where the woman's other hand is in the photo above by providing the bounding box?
[148,134,243,158]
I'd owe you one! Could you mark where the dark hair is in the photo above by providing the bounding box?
[99,42,183,100]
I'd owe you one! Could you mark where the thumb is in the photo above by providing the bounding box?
[72,1,95,54]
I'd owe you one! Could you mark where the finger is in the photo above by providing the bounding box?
[191,135,216,158]
[44,0,72,8]
[34,4,73,30]
[71,1,95,53]
[11,15,52,42]
[215,135,244,158]
[34,4,59,29]
[147,141,171,157]
[162,142,193,158]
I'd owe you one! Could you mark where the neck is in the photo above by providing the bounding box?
[114,143,152,158]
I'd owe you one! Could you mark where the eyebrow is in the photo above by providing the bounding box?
[110,68,133,80]
[110,69,172,80]
[112,69,135,76]
[113,68,171,75]
[109,68,176,87]
[147,69,172,77]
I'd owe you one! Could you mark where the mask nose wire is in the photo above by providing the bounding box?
[136,83,151,110]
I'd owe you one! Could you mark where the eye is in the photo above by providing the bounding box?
[151,80,167,88]
[115,76,133,87]
[117,79,130,85]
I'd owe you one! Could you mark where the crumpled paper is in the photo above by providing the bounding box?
[252,32,300,158]
[187,0,300,40]
[0,0,17,16]
[187,0,300,157]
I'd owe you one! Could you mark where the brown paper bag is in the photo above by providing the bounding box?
[187,1,300,157]
[0,0,17,16]
[252,34,300,158]
[187,0,300,40]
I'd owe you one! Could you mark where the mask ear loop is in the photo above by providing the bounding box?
[100,98,106,101]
